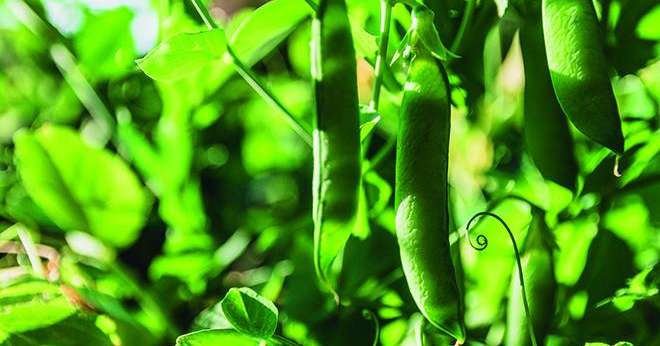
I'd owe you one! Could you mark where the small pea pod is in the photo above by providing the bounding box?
[506,211,557,346]
[311,0,361,290]
[542,0,624,154]
[395,6,465,342]
[519,2,578,190]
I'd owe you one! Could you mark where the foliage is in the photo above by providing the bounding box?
[0,0,658,345]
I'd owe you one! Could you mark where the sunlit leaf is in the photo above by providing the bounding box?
[229,0,312,64]
[137,29,227,81]
[13,125,152,247]
[75,7,136,80]
[0,280,77,334]
[176,329,261,346]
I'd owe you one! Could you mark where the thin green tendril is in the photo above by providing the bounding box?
[362,309,380,346]
[464,211,538,346]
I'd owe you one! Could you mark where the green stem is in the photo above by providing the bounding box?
[190,0,218,29]
[50,44,115,144]
[227,46,313,146]
[362,309,380,346]
[9,0,115,146]
[15,224,44,278]
[369,0,393,111]
[464,212,539,346]
[450,0,476,53]
[303,0,319,12]
[189,0,312,147]
[363,135,395,174]
[270,335,302,346]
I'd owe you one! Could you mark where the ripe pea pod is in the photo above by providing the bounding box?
[506,211,557,346]
[394,6,465,342]
[518,2,578,190]
[542,0,624,154]
[310,0,361,290]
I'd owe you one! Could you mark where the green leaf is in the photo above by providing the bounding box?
[411,5,459,61]
[0,280,77,334]
[229,0,312,65]
[13,125,152,247]
[75,7,136,80]
[136,29,228,81]
[2,315,114,346]
[176,329,260,346]
[220,287,279,339]
[359,107,381,142]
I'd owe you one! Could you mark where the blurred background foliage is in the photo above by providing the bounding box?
[0,0,658,345]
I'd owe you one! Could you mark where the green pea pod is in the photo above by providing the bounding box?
[506,212,556,346]
[519,3,578,190]
[394,6,465,342]
[311,0,361,290]
[542,0,624,154]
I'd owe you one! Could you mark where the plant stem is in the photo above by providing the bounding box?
[270,335,302,346]
[15,224,44,278]
[450,0,476,53]
[189,0,312,147]
[50,44,115,144]
[303,0,318,12]
[465,212,539,346]
[369,0,393,111]
[190,0,218,29]
[364,135,395,174]
[9,0,114,146]
[227,46,313,146]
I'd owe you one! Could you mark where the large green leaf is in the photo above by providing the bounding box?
[13,125,151,247]
[220,287,278,339]
[0,281,77,334]
[229,0,312,64]
[136,29,228,81]
[137,0,310,83]
[75,7,136,80]
[1,316,114,346]
[176,329,260,346]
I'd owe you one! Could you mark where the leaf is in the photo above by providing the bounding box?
[411,5,459,61]
[176,329,260,346]
[13,125,152,247]
[229,0,312,65]
[220,287,279,339]
[0,280,77,334]
[359,107,381,142]
[75,7,136,80]
[136,29,228,81]
[350,22,378,60]
[1,315,114,346]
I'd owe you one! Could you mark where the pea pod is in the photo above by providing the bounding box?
[506,211,556,346]
[311,0,361,289]
[394,6,465,342]
[519,2,578,190]
[542,0,624,154]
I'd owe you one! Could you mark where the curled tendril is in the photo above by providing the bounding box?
[362,309,380,346]
[464,211,539,346]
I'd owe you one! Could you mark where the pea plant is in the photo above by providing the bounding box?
[0,0,658,345]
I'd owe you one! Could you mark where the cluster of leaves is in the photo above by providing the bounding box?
[0,0,658,345]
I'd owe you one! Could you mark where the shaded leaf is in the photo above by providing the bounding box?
[220,287,278,339]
